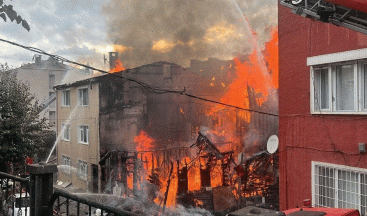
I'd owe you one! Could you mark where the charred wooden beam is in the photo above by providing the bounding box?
[162,161,174,212]
[190,132,223,159]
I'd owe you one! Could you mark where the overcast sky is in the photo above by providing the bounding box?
[0,0,277,69]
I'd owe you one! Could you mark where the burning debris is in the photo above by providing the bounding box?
[98,131,278,214]
[190,132,223,159]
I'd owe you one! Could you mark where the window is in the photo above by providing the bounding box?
[311,61,367,114]
[62,124,70,141]
[78,125,89,144]
[78,88,89,106]
[61,155,71,174]
[49,92,56,108]
[312,162,367,214]
[49,75,55,89]
[49,111,56,127]
[77,160,88,180]
[62,90,70,106]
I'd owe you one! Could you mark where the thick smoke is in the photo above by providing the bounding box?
[102,0,255,68]
[235,0,278,46]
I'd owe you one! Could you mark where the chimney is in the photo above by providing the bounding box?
[33,55,42,64]
[109,52,119,70]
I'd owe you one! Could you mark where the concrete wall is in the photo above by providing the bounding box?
[57,82,100,192]
[279,3,367,210]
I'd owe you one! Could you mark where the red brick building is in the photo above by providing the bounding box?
[279,1,367,214]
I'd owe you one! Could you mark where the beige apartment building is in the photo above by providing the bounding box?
[56,79,100,192]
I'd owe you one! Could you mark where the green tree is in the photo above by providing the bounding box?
[0,63,47,173]
[0,0,30,31]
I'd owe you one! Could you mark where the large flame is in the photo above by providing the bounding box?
[110,59,126,73]
[264,28,279,89]
[204,26,278,150]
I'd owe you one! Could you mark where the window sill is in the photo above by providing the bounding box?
[63,139,70,142]
[78,142,89,145]
[311,111,367,115]
[61,105,70,108]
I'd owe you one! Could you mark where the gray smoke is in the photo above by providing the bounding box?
[102,0,256,68]
[235,0,278,46]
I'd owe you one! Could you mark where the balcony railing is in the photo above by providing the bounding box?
[0,164,140,216]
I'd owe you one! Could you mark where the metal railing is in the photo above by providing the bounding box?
[0,171,30,216]
[1,164,141,216]
[49,188,140,216]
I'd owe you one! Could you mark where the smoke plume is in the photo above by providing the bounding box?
[102,0,254,68]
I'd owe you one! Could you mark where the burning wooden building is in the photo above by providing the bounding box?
[55,29,279,212]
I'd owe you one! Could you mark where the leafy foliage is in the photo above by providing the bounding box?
[0,1,30,31]
[0,63,47,172]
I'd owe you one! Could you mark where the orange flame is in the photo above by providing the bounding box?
[110,59,125,73]
[134,130,154,151]
[264,28,279,89]
[188,160,201,191]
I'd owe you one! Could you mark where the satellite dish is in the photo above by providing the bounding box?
[267,135,279,154]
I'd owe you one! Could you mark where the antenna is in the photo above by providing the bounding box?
[103,54,108,64]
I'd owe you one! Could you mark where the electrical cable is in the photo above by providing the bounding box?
[0,38,278,117]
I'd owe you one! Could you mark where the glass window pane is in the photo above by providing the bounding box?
[336,65,355,111]
[66,91,70,106]
[79,89,82,104]
[314,68,330,111]
[320,69,329,109]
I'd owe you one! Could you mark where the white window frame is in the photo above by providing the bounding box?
[312,161,367,214]
[61,155,71,174]
[310,61,367,114]
[61,89,70,107]
[77,159,88,180]
[62,124,70,141]
[78,125,89,144]
[77,87,89,106]
[360,61,367,112]
[311,66,332,112]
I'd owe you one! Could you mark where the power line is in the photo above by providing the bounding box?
[0,38,278,117]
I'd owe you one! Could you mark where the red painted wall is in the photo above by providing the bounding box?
[279,3,367,210]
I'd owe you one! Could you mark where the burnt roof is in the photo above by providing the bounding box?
[54,61,184,90]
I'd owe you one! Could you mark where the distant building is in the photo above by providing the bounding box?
[15,55,91,130]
